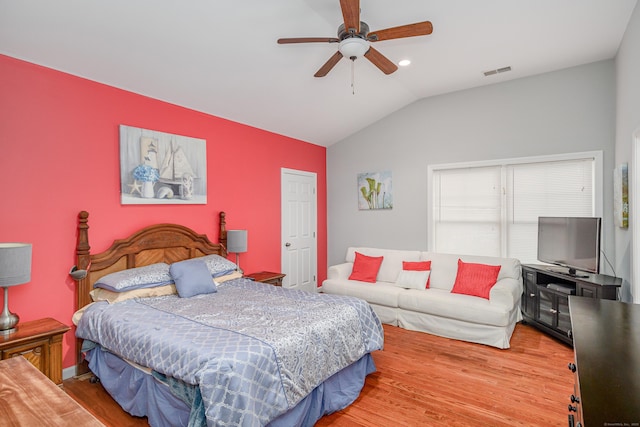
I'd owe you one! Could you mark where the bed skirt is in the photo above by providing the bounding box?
[86,347,376,427]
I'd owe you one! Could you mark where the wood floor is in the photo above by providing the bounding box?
[63,323,574,426]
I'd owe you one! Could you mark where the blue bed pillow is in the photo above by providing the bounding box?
[94,263,173,292]
[198,254,238,277]
[170,259,217,298]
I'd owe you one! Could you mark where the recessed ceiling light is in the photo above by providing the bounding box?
[399,59,411,67]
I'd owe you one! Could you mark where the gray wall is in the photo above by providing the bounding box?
[327,60,617,270]
[615,3,640,302]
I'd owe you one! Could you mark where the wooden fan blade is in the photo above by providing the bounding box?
[340,0,360,34]
[364,47,398,75]
[368,21,433,42]
[278,37,340,44]
[314,51,344,77]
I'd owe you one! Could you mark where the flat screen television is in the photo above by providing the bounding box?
[537,216,601,276]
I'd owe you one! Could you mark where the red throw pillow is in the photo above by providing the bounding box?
[349,252,384,283]
[402,261,431,271]
[451,259,501,299]
[402,260,432,288]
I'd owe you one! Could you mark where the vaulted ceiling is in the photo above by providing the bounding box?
[0,0,636,146]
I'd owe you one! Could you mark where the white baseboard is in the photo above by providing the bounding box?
[62,365,76,380]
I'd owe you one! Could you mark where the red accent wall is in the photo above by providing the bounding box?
[0,54,327,369]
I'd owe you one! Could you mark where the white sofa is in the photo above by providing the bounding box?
[322,247,523,349]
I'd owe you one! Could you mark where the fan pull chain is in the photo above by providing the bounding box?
[351,58,356,95]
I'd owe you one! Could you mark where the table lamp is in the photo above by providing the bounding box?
[227,230,247,274]
[0,243,32,335]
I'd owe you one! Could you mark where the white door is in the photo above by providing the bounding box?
[281,168,317,292]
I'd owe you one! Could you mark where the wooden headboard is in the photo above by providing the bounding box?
[73,210,227,374]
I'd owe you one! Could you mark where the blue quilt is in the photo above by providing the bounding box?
[76,279,383,426]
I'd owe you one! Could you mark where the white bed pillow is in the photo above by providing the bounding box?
[394,270,430,290]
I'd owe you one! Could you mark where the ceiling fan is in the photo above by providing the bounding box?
[277,0,433,77]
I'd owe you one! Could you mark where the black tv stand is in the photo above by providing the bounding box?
[521,264,621,345]
[566,267,589,278]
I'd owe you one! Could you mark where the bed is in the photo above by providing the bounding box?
[72,210,383,427]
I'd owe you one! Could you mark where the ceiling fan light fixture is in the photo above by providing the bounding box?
[339,37,369,60]
[278,2,433,78]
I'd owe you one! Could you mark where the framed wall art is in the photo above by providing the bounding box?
[358,171,393,210]
[120,125,207,205]
[614,162,628,228]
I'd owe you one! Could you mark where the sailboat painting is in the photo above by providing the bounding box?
[120,125,207,204]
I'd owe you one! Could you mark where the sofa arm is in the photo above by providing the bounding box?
[489,277,523,310]
[328,262,353,280]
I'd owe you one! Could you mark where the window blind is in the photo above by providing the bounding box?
[431,154,597,263]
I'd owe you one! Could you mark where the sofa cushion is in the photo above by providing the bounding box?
[394,270,431,290]
[418,252,458,291]
[349,252,384,282]
[450,259,501,299]
[346,247,421,283]
[322,279,402,308]
[397,288,513,327]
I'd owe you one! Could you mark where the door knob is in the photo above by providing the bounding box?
[285,242,291,247]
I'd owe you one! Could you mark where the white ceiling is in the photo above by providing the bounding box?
[0,0,637,146]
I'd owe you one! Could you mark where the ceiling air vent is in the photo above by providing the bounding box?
[483,66,512,77]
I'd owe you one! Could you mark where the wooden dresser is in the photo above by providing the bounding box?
[0,356,104,425]
[0,317,70,385]
[568,296,640,426]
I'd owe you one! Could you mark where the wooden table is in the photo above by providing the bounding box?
[244,271,286,286]
[0,356,105,426]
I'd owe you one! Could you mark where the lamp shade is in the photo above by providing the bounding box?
[227,230,248,253]
[0,243,32,287]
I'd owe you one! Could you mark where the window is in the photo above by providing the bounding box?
[428,151,603,263]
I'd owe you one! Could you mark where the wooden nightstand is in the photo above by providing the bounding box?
[0,317,70,385]
[245,271,286,286]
